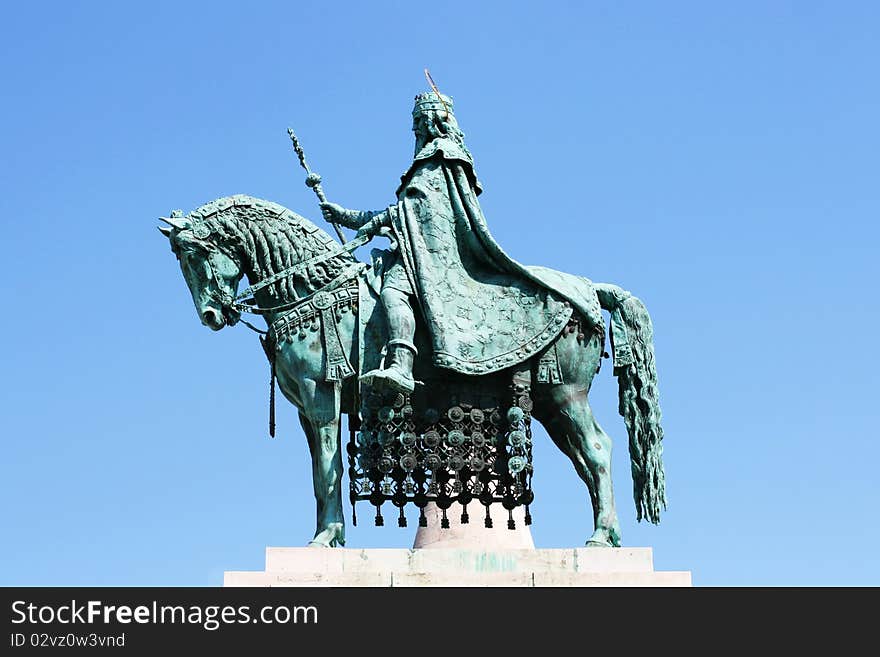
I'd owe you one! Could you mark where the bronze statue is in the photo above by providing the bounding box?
[160,88,666,548]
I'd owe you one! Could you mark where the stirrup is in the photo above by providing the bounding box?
[360,367,415,394]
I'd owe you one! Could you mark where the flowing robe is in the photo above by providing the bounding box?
[374,137,603,375]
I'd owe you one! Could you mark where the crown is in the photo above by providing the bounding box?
[413,92,454,117]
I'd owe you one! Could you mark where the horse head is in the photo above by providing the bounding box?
[159,211,243,331]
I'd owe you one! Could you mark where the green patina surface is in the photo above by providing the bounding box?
[160,89,667,549]
[470,552,519,573]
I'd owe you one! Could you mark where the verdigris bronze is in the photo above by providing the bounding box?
[159,90,666,548]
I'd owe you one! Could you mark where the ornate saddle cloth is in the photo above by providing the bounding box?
[270,283,360,382]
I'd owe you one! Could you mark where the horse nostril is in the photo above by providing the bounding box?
[202,309,221,327]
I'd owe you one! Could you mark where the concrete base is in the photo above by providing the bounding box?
[412,502,535,549]
[224,546,691,587]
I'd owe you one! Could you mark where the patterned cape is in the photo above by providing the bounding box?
[384,137,603,375]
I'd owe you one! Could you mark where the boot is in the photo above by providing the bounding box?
[361,339,417,394]
[361,285,418,394]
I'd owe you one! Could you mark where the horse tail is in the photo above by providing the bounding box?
[595,283,666,524]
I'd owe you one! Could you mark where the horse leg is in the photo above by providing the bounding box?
[297,382,345,548]
[535,393,621,547]
[533,324,623,548]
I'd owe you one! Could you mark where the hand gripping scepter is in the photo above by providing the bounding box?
[287,127,347,244]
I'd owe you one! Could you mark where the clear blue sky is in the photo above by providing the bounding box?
[2,1,877,586]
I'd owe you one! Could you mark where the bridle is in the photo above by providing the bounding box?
[169,211,371,438]
[199,232,371,333]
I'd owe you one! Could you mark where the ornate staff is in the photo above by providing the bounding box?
[287,127,347,244]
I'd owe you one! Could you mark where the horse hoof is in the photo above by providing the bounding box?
[308,523,345,548]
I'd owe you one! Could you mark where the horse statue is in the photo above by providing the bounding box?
[159,194,666,548]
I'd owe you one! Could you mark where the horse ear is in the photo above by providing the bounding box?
[159,215,190,230]
[158,226,173,237]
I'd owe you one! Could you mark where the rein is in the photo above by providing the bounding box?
[232,261,366,316]
[231,232,371,313]
[204,231,368,327]
[200,222,369,438]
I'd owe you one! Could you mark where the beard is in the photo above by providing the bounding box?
[413,131,430,155]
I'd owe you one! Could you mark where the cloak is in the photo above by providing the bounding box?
[381,136,603,375]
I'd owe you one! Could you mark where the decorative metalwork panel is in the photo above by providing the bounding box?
[347,380,535,530]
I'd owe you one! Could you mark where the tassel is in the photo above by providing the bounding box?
[374,506,384,526]
[398,508,407,527]
[524,506,532,526]
[440,508,449,529]
[418,508,427,527]
[269,360,276,438]
[484,506,493,529]
[461,505,469,524]
[508,509,515,530]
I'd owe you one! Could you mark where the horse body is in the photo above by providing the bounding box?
[267,271,378,547]
[161,195,665,548]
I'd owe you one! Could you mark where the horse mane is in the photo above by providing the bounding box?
[188,194,355,300]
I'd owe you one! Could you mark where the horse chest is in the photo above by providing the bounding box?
[273,334,324,408]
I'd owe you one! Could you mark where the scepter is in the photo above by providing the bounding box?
[287,127,347,244]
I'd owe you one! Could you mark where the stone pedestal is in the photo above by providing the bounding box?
[412,502,535,549]
[224,545,691,587]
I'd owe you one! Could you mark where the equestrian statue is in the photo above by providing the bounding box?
[159,86,667,548]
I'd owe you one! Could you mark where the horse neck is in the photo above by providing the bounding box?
[218,204,345,313]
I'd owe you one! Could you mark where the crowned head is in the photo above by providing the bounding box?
[412,92,454,120]
[411,92,465,153]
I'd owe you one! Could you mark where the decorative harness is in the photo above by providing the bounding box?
[203,232,371,437]
[213,232,371,318]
